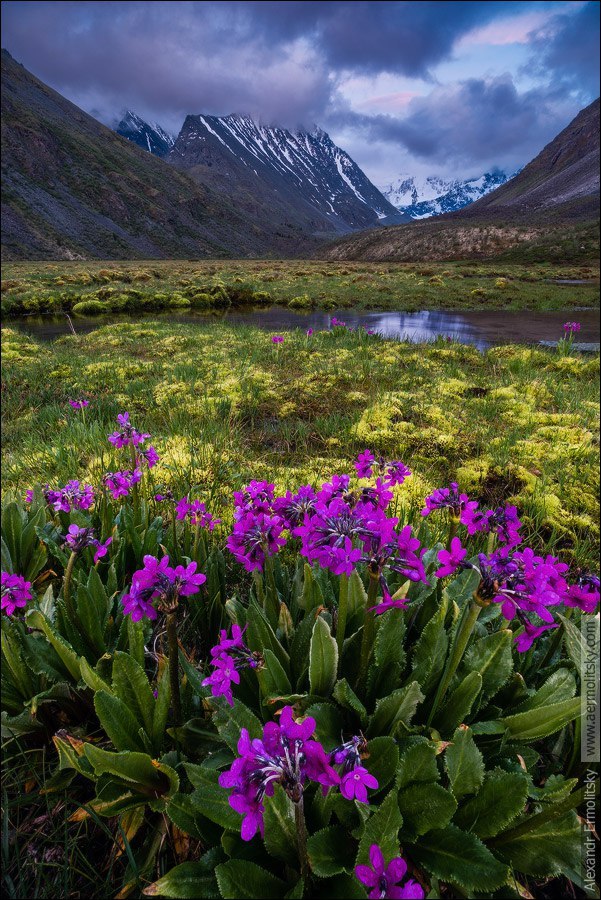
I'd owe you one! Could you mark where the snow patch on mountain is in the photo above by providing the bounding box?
[116,110,175,158]
[381,170,519,218]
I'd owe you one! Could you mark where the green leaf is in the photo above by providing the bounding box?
[94,690,146,752]
[313,874,367,899]
[556,612,590,670]
[79,656,112,693]
[84,745,179,795]
[26,608,81,681]
[356,790,403,865]
[434,672,482,735]
[332,679,367,725]
[411,824,508,893]
[263,785,298,867]
[309,616,338,698]
[512,668,576,712]
[2,503,22,568]
[499,697,581,741]
[187,769,242,831]
[346,570,368,629]
[300,564,325,612]
[444,726,484,799]
[152,665,171,754]
[246,602,290,676]
[215,860,287,899]
[445,567,481,605]
[258,649,292,701]
[397,738,439,790]
[144,862,218,898]
[454,768,528,838]
[363,736,399,795]
[127,616,146,669]
[305,703,344,751]
[398,782,457,836]
[166,793,216,843]
[367,682,424,736]
[53,733,94,778]
[411,594,448,694]
[112,651,155,736]
[528,774,579,804]
[461,629,513,700]
[494,812,582,878]
[308,825,356,877]
[213,700,263,752]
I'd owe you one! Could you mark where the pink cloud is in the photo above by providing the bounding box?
[357,90,418,111]
[458,9,562,47]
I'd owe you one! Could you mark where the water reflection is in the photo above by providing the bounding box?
[5,305,600,349]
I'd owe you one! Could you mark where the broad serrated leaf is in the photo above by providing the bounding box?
[246,602,290,676]
[461,630,513,700]
[263,785,298,867]
[213,700,263,752]
[434,672,482,735]
[411,824,508,892]
[356,790,403,865]
[309,616,338,698]
[362,736,399,796]
[444,726,484,799]
[367,681,423,737]
[411,594,448,694]
[556,612,592,670]
[300,564,325,612]
[512,668,576,713]
[112,651,155,736]
[84,745,178,795]
[499,697,581,741]
[305,703,344,751]
[308,825,356,877]
[94,690,146,752]
[398,782,457,836]
[454,768,528,838]
[144,862,218,898]
[79,656,112,694]
[26,608,81,681]
[215,860,287,899]
[495,811,582,878]
[258,649,292,701]
[332,679,367,724]
[397,738,439,790]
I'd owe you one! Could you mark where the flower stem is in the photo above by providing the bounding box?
[426,594,483,726]
[63,551,78,619]
[263,552,279,629]
[446,514,460,551]
[130,445,140,519]
[166,612,182,726]
[486,531,496,555]
[295,794,310,884]
[357,575,379,691]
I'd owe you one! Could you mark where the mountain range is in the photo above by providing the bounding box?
[1,48,599,262]
[382,171,518,219]
[319,97,600,262]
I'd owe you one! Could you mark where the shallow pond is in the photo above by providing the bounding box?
[5,306,600,351]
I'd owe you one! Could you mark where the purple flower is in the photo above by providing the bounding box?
[227,511,286,572]
[93,537,112,564]
[108,412,150,448]
[219,708,340,839]
[271,335,284,344]
[138,445,160,468]
[68,399,89,410]
[306,328,314,337]
[103,468,141,499]
[1,572,33,616]
[340,766,379,802]
[63,525,112,563]
[355,450,376,479]
[154,489,173,503]
[565,572,600,614]
[564,322,581,332]
[120,554,206,620]
[421,483,474,518]
[233,480,275,518]
[331,316,346,328]
[176,497,221,530]
[355,451,411,488]
[273,485,317,528]
[25,489,35,504]
[435,537,468,578]
[355,845,424,899]
[203,654,241,706]
[515,621,559,652]
[462,504,522,548]
[45,480,95,513]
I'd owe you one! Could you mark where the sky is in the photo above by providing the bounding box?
[2,0,599,187]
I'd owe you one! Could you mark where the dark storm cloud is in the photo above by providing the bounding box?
[528,1,600,95]
[328,75,577,170]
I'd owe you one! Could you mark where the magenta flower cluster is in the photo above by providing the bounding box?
[43,480,95,513]
[1,572,33,616]
[563,321,581,332]
[68,399,90,410]
[219,707,340,840]
[121,554,206,621]
[104,468,141,499]
[63,525,112,564]
[355,845,424,899]
[355,450,411,487]
[176,497,221,530]
[202,624,259,706]
[331,736,379,802]
[108,412,151,448]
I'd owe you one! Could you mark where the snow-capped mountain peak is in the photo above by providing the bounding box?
[116,110,175,158]
[382,171,519,218]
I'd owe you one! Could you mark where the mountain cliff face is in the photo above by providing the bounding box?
[115,110,174,157]
[461,98,600,220]
[168,114,407,234]
[382,171,516,219]
[0,52,327,259]
[319,99,600,262]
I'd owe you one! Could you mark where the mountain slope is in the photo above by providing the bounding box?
[382,171,516,219]
[319,99,600,262]
[116,110,174,157]
[0,51,323,260]
[168,114,408,234]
